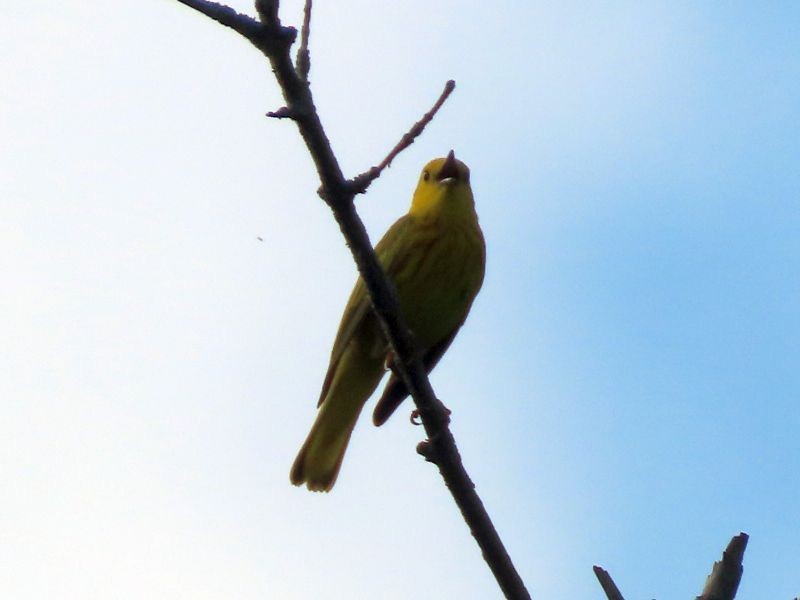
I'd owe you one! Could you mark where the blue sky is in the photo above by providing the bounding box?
[2,1,799,598]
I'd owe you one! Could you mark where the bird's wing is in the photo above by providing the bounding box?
[371,326,460,426]
[317,216,412,406]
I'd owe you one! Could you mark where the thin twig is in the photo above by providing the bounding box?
[593,566,626,600]
[295,0,312,81]
[697,533,748,600]
[349,79,457,194]
[176,0,261,41]
[171,3,531,599]
[177,0,295,54]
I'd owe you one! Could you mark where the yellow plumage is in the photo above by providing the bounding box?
[290,151,485,491]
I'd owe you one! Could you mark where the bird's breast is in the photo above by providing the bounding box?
[392,220,485,349]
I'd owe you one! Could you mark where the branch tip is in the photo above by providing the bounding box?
[295,0,312,80]
[348,78,457,195]
[593,566,626,600]
[416,440,437,462]
[697,532,749,600]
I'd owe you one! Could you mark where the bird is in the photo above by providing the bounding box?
[290,151,485,491]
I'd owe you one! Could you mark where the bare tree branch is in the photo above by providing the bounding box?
[593,533,750,600]
[349,79,457,194]
[171,3,531,599]
[697,533,749,600]
[176,0,261,40]
[295,0,312,81]
[593,566,626,600]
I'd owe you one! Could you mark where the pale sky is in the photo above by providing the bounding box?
[2,1,799,598]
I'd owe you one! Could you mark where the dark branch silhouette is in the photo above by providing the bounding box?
[295,0,311,81]
[593,566,625,600]
[697,533,748,600]
[172,1,531,598]
[594,532,750,600]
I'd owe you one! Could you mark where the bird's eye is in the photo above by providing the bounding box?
[422,170,430,181]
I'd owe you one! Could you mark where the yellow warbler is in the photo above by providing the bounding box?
[290,151,485,491]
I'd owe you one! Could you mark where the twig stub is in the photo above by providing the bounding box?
[266,106,294,119]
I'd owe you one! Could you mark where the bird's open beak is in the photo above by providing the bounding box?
[437,150,459,183]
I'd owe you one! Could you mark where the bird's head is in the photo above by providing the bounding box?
[410,150,474,219]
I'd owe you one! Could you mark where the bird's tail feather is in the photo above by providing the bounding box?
[290,345,383,491]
